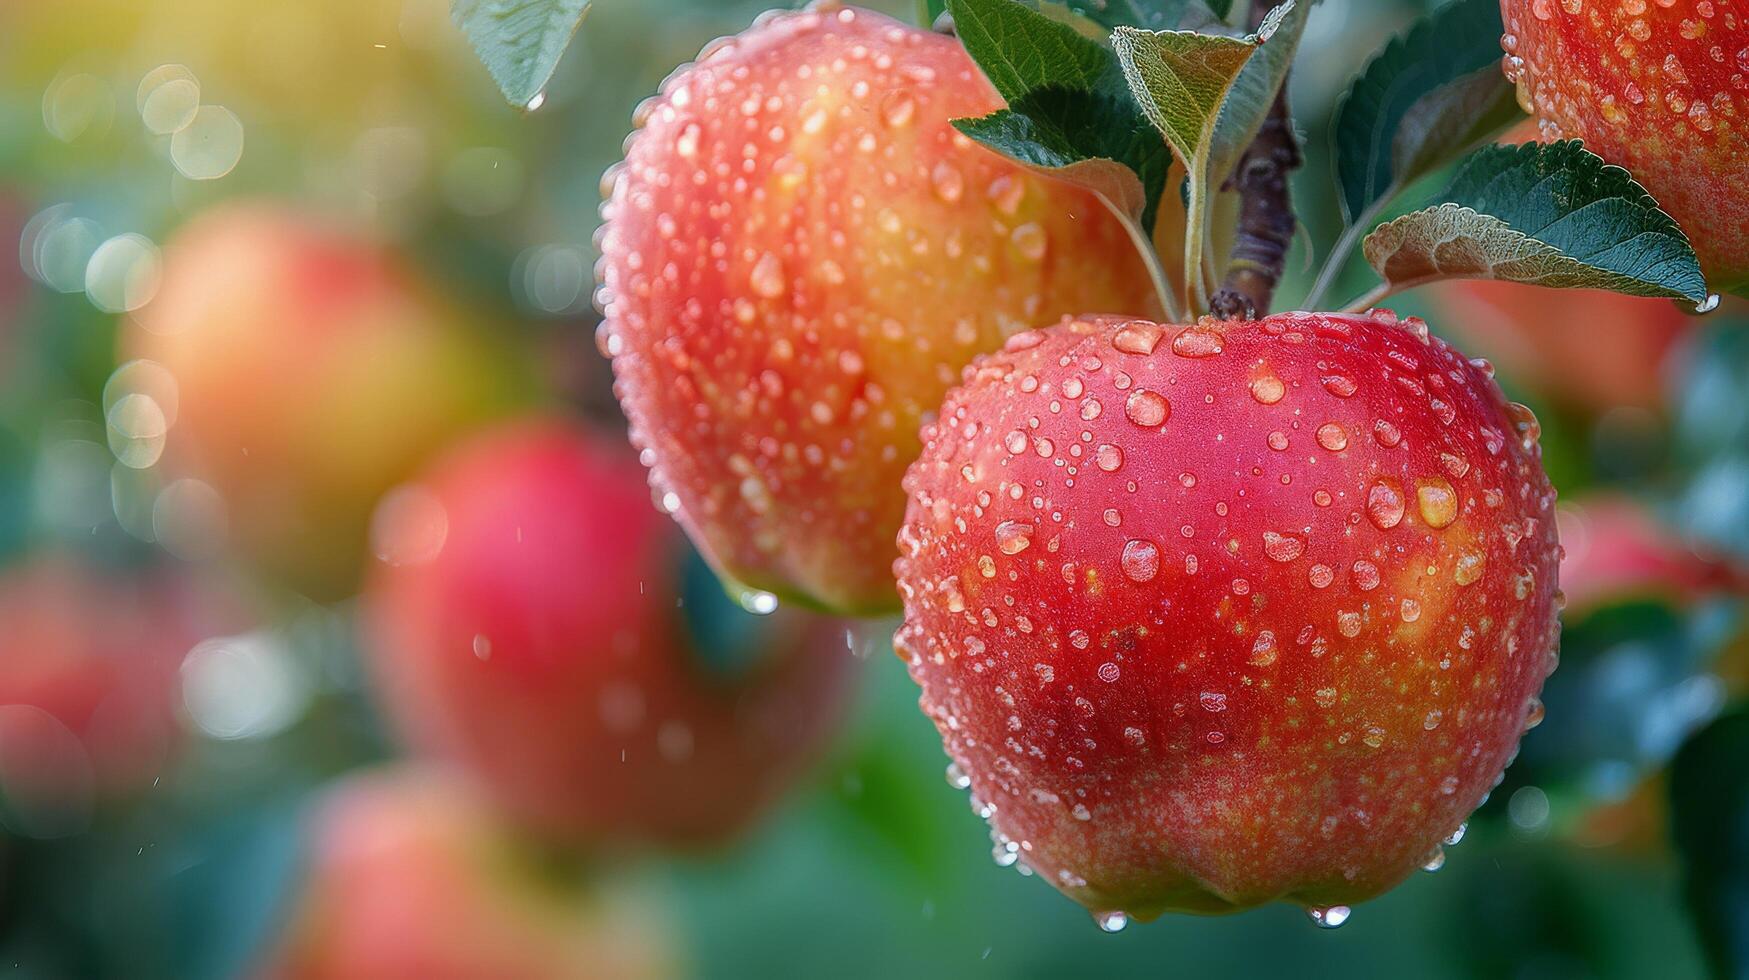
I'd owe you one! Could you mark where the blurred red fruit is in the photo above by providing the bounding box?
[601,3,1162,614]
[259,768,676,980]
[896,312,1561,922]
[1427,279,1693,415]
[1556,494,1744,615]
[1501,0,1748,292]
[123,204,530,600]
[0,554,249,837]
[362,418,856,848]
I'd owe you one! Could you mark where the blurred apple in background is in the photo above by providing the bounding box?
[258,767,676,980]
[121,204,533,601]
[1557,496,1746,616]
[361,418,858,849]
[1428,280,1694,417]
[0,552,252,839]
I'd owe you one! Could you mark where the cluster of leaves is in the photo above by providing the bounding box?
[450,0,1711,315]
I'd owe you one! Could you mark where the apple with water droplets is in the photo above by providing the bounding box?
[361,418,856,848]
[1500,0,1748,293]
[599,2,1164,614]
[895,312,1562,922]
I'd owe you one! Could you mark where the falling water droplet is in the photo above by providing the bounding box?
[1308,906,1351,929]
[1095,911,1129,933]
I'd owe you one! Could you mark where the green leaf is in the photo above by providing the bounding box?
[1057,0,1196,29]
[1333,0,1519,226]
[955,87,1171,228]
[949,0,1119,101]
[946,0,1173,226]
[919,0,949,27]
[1670,704,1749,979]
[1362,140,1708,302]
[1112,7,1294,306]
[451,0,591,109]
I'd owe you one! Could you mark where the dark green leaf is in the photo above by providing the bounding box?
[1363,140,1708,301]
[948,0,1119,102]
[955,87,1171,228]
[947,0,1170,228]
[451,0,590,108]
[1670,704,1749,979]
[920,0,949,26]
[1057,0,1196,29]
[1333,0,1519,226]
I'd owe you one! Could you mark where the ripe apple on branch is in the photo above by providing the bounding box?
[450,0,1738,932]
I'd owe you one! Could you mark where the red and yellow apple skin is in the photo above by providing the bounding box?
[258,768,676,980]
[361,419,855,849]
[124,204,529,601]
[895,312,1562,920]
[0,555,248,823]
[1501,0,1748,292]
[600,2,1162,615]
[1428,279,1694,415]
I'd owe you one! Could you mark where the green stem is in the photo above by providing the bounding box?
[1302,207,1375,311]
[1184,185,1210,315]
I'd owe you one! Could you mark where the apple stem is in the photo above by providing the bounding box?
[1214,83,1300,319]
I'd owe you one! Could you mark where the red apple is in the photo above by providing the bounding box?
[1556,493,1744,614]
[123,203,531,600]
[258,767,676,980]
[361,418,856,848]
[600,2,1163,614]
[1501,0,1748,292]
[896,312,1561,923]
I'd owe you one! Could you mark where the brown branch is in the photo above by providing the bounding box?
[1211,0,1302,320]
[1210,84,1301,320]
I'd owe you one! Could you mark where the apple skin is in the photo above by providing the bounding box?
[257,767,677,980]
[361,418,856,849]
[1428,279,1694,415]
[895,312,1562,921]
[1500,0,1748,292]
[600,2,1163,615]
[0,554,249,833]
[123,203,530,601]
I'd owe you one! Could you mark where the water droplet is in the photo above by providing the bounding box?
[996,520,1034,555]
[1316,423,1348,452]
[1454,551,1484,586]
[1098,662,1121,683]
[946,762,971,789]
[1308,563,1334,588]
[1366,481,1405,529]
[1121,539,1160,583]
[1095,911,1128,933]
[1416,479,1458,529]
[1696,293,1722,314]
[1112,320,1164,355]
[1372,419,1402,447]
[1263,531,1304,562]
[931,162,964,203]
[750,252,785,298]
[1420,847,1446,872]
[1321,374,1357,398]
[1350,561,1380,591]
[1524,698,1545,730]
[880,91,916,127]
[1171,326,1224,358]
[1250,630,1279,666]
[1095,444,1124,472]
[1010,223,1047,261]
[1250,372,1286,404]
[1308,905,1351,929]
[1125,390,1169,427]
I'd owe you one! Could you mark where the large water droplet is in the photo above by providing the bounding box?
[1121,539,1160,582]
[1308,905,1351,929]
[1125,390,1169,427]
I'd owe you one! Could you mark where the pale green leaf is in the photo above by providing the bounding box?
[452,0,590,108]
